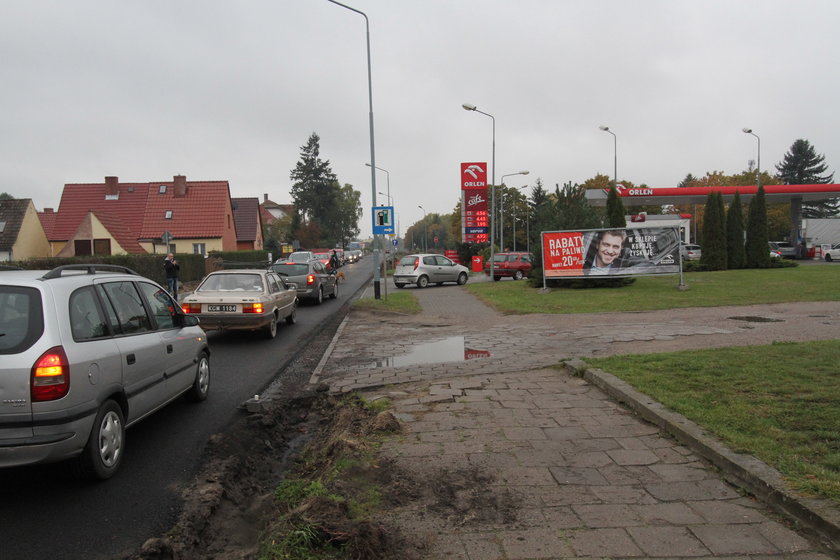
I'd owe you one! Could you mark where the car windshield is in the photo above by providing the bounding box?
[272,263,309,276]
[199,273,264,292]
[287,252,311,263]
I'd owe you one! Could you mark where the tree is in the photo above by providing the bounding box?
[289,133,339,241]
[775,139,838,218]
[700,192,726,270]
[745,186,771,268]
[725,192,746,269]
[333,183,362,248]
[0,192,13,200]
[605,185,627,227]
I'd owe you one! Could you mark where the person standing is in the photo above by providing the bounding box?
[329,250,340,272]
[164,253,180,300]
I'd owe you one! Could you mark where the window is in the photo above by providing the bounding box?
[74,239,93,256]
[93,238,111,256]
[159,185,167,194]
[136,282,177,330]
[0,221,6,233]
[267,275,280,294]
[0,287,43,353]
[70,287,109,341]
[193,243,205,255]
[164,210,173,219]
[100,282,152,335]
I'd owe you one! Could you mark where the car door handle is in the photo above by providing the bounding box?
[166,344,173,354]
[126,353,136,365]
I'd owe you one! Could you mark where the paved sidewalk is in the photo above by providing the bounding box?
[314,280,840,559]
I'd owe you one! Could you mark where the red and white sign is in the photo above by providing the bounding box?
[542,231,586,277]
[461,162,487,189]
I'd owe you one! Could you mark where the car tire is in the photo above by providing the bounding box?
[826,254,833,262]
[265,313,278,339]
[286,304,297,325]
[315,287,324,305]
[417,275,429,288]
[329,283,338,299]
[395,283,406,289]
[457,272,468,285]
[73,400,125,480]
[493,275,501,281]
[186,352,210,402]
[514,270,524,281]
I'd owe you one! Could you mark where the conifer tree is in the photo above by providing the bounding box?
[605,185,627,227]
[700,192,727,270]
[776,139,837,218]
[745,186,771,268]
[725,192,746,269]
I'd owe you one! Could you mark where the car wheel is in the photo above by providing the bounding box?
[493,275,501,281]
[514,270,524,281]
[395,283,406,289]
[826,254,833,262]
[315,287,324,305]
[329,283,338,299]
[186,352,210,402]
[286,303,297,325]
[265,313,278,339]
[417,275,429,288]
[73,400,125,480]
[457,272,468,285]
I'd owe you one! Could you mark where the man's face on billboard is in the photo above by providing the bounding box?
[596,232,624,267]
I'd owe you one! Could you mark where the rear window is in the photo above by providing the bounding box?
[273,263,309,276]
[398,256,418,266]
[0,286,44,353]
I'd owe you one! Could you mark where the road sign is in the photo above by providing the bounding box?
[392,239,398,246]
[372,206,394,235]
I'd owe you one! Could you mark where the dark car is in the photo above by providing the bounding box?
[485,252,534,281]
[271,260,338,304]
[769,241,797,259]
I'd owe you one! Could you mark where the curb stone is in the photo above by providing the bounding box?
[563,357,840,553]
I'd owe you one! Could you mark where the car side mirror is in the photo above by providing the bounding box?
[286,282,298,290]
[183,315,200,327]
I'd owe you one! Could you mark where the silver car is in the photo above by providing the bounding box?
[0,264,210,479]
[271,260,338,304]
[393,253,470,289]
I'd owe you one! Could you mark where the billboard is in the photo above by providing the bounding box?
[542,227,681,278]
[461,162,489,243]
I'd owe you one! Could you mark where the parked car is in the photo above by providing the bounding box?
[769,243,782,259]
[0,264,210,479]
[824,243,840,262]
[271,260,338,304]
[181,269,297,339]
[394,254,470,288]
[680,244,702,261]
[769,241,797,259]
[485,252,534,281]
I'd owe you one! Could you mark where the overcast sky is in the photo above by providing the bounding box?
[2,0,838,237]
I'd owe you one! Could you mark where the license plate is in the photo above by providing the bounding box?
[207,305,237,312]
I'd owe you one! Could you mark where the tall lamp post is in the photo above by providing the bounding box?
[462,102,496,268]
[499,171,529,251]
[599,125,617,188]
[327,0,381,298]
[366,163,390,207]
[418,205,427,252]
[742,128,760,190]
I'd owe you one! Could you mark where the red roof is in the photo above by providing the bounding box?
[140,181,232,239]
[231,197,261,242]
[92,211,146,253]
[51,182,149,241]
[38,208,58,238]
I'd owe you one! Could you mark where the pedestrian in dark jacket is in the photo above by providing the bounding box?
[164,253,180,300]
[329,250,341,272]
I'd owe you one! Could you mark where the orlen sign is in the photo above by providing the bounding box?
[461,162,487,189]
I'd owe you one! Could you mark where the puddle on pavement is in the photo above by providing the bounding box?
[728,315,785,323]
[363,336,491,368]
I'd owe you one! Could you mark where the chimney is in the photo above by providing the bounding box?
[105,176,119,196]
[264,193,268,202]
[174,175,187,198]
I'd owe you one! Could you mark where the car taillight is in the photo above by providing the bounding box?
[413,258,419,270]
[182,303,202,314]
[243,303,264,314]
[307,274,315,285]
[32,346,70,402]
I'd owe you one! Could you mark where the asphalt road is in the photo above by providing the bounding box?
[0,259,372,560]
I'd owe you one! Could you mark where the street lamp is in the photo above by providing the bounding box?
[462,102,496,267]
[599,125,617,188]
[742,128,761,189]
[366,163,390,208]
[418,205,427,252]
[499,171,529,251]
[327,0,381,298]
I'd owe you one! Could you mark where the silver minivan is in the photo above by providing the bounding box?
[0,265,210,479]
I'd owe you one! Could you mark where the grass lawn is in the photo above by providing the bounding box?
[584,340,840,505]
[465,265,840,314]
[351,291,420,314]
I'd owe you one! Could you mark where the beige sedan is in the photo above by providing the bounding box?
[181,269,297,339]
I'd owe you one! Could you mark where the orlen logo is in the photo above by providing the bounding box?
[461,162,487,188]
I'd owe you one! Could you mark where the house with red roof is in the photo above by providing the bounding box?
[231,197,264,251]
[1,198,50,261]
[42,175,243,257]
